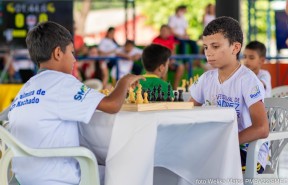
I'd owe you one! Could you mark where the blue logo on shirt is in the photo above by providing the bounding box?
[74,85,90,101]
[250,85,261,99]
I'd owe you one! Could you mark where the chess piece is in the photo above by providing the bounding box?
[182,79,186,89]
[136,84,144,104]
[143,92,149,103]
[156,85,162,101]
[150,91,155,101]
[128,87,136,103]
[147,88,151,101]
[194,75,198,83]
[189,77,193,86]
[166,84,172,102]
[178,89,184,102]
[174,91,178,102]
[161,91,165,101]
[185,81,189,92]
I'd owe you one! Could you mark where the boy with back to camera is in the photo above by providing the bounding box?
[243,41,272,97]
[189,17,269,173]
[140,44,174,100]
[8,21,144,185]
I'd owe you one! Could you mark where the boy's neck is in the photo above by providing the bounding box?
[39,61,60,72]
[146,71,162,78]
[218,61,241,83]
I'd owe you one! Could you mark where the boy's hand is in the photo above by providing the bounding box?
[119,74,146,89]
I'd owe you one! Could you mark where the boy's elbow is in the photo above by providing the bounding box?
[259,124,269,139]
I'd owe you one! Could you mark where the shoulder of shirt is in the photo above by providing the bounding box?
[259,69,270,75]
[237,65,260,82]
[201,68,218,79]
[36,70,76,81]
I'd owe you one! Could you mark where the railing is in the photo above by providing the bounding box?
[1,54,288,83]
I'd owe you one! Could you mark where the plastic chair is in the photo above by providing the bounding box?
[0,124,101,185]
[84,79,103,91]
[271,85,288,98]
[243,98,288,185]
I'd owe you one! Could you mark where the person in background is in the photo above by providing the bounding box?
[243,41,271,97]
[111,40,142,84]
[152,24,184,89]
[98,27,119,69]
[79,46,109,88]
[202,3,216,28]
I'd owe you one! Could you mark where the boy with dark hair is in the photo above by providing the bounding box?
[8,21,144,185]
[152,24,184,89]
[140,44,174,100]
[243,41,271,97]
[189,17,269,173]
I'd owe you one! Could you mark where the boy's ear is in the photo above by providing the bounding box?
[52,46,63,61]
[260,56,266,64]
[158,64,164,72]
[232,42,242,56]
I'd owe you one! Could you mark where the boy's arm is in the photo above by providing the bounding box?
[97,74,145,114]
[116,52,131,60]
[238,101,269,144]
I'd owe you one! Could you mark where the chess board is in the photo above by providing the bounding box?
[121,102,194,112]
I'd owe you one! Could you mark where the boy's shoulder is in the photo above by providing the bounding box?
[258,69,271,76]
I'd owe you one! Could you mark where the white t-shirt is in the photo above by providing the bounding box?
[168,15,188,36]
[257,69,271,98]
[203,14,216,27]
[8,70,105,185]
[98,38,118,56]
[111,47,142,79]
[190,65,268,168]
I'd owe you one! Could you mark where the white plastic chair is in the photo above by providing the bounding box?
[0,117,100,185]
[244,98,288,185]
[271,85,288,98]
[84,79,103,91]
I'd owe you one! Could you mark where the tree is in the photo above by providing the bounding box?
[74,0,92,35]
[138,0,215,40]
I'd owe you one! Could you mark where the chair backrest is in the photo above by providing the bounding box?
[0,124,101,185]
[264,97,288,172]
[271,85,288,98]
[84,79,103,91]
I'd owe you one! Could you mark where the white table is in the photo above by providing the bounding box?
[79,107,243,185]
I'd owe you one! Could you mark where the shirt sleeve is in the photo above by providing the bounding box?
[58,75,105,124]
[242,74,265,108]
[258,71,272,97]
[189,74,205,104]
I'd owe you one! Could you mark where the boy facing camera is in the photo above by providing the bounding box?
[189,17,269,174]
[8,21,144,185]
[243,41,271,97]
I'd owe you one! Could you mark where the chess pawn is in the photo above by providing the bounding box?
[174,91,178,102]
[178,89,184,102]
[150,91,155,101]
[128,87,136,103]
[136,85,144,104]
[104,89,110,96]
[143,92,149,104]
[166,91,172,102]
[161,91,165,101]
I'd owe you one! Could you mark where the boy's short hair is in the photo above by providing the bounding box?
[26,21,73,65]
[160,24,170,30]
[245,41,266,58]
[125,40,135,46]
[203,16,243,59]
[142,44,171,72]
[176,5,187,13]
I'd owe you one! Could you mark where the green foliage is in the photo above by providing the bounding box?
[138,0,215,40]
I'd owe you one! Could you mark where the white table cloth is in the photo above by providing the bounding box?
[79,107,243,185]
